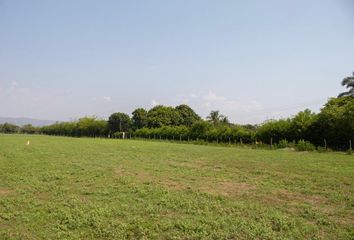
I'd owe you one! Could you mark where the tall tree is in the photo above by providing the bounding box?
[77,117,108,137]
[0,123,19,133]
[290,109,317,141]
[132,108,148,130]
[309,96,354,149]
[108,113,131,133]
[206,110,228,125]
[338,72,354,97]
[147,105,182,128]
[175,104,201,126]
[21,124,38,134]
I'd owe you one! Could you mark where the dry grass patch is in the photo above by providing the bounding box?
[114,167,186,190]
[0,188,14,196]
[198,180,256,197]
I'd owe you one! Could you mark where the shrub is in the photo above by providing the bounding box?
[316,146,326,153]
[112,132,124,138]
[277,139,289,149]
[295,140,315,151]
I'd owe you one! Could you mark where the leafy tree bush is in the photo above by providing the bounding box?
[35,95,353,152]
[277,139,290,149]
[20,124,38,134]
[108,113,131,133]
[175,104,201,126]
[0,123,20,133]
[41,117,108,137]
[77,117,107,137]
[309,96,354,150]
[207,110,228,125]
[132,108,148,130]
[295,140,315,151]
[147,105,182,128]
[338,72,354,97]
[257,119,292,144]
[190,121,212,139]
[290,109,317,141]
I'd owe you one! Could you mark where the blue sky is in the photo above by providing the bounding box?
[0,0,353,124]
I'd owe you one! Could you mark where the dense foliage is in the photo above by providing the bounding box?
[40,117,108,137]
[2,94,353,151]
[338,72,354,97]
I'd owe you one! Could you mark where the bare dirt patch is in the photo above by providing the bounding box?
[169,160,206,169]
[0,188,14,196]
[199,180,255,197]
[114,167,126,177]
[37,192,51,201]
[114,167,257,196]
[276,189,327,205]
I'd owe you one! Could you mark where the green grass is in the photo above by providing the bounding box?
[0,134,353,239]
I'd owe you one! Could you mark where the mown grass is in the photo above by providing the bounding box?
[0,134,353,239]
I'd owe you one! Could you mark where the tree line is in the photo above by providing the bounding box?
[1,74,353,151]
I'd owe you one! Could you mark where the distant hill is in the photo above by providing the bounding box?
[0,117,56,127]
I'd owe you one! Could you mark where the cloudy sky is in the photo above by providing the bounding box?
[1,0,353,124]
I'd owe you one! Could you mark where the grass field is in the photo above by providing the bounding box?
[0,134,353,239]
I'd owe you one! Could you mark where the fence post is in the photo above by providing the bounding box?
[229,137,231,145]
[349,139,352,154]
[324,139,327,150]
[180,135,182,142]
[217,138,219,144]
[270,137,273,148]
[240,138,243,145]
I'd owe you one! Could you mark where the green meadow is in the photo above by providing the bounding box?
[0,134,353,239]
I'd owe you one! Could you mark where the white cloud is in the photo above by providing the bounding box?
[199,91,264,123]
[11,81,18,87]
[190,93,198,98]
[202,91,262,112]
[203,91,226,102]
[103,96,111,101]
[151,99,159,106]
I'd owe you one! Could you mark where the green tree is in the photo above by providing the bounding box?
[21,124,38,134]
[310,96,354,149]
[206,110,228,125]
[190,121,211,139]
[78,117,108,137]
[338,72,354,97]
[257,119,292,144]
[132,108,148,130]
[147,105,182,128]
[108,113,131,133]
[0,123,19,133]
[175,104,201,126]
[290,109,317,141]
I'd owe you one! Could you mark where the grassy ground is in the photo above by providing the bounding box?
[0,134,353,239]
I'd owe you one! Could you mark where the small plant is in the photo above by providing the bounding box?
[277,139,289,149]
[316,146,326,153]
[112,132,124,139]
[295,140,315,151]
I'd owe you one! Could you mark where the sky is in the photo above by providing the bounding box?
[0,0,354,124]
